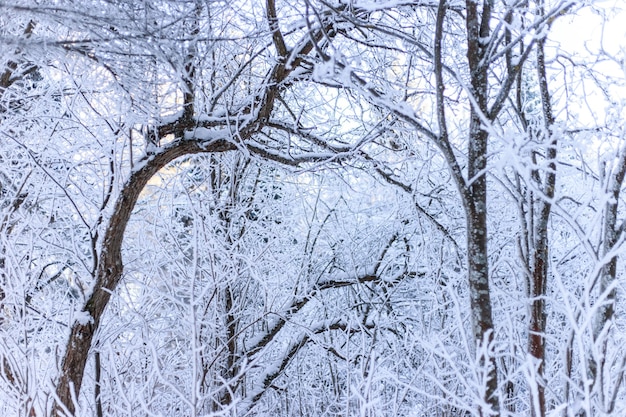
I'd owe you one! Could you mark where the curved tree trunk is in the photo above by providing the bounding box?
[52,138,236,416]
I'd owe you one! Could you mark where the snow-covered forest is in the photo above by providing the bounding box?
[1,0,625,416]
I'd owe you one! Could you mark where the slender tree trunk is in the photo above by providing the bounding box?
[465,1,499,414]
[529,212,549,417]
[528,10,556,415]
[467,127,499,417]
[591,141,626,410]
[52,139,235,416]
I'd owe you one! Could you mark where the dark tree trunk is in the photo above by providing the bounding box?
[528,13,556,416]
[52,139,236,416]
[465,1,499,414]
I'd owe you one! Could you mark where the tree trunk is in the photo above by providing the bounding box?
[465,1,499,414]
[467,127,499,417]
[528,15,556,416]
[52,139,235,416]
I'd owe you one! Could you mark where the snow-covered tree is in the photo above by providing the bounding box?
[2,1,626,417]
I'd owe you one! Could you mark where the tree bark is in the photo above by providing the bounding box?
[465,1,499,414]
[528,5,556,415]
[52,138,236,416]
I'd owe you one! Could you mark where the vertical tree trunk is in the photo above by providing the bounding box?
[592,141,626,411]
[529,210,549,417]
[528,7,556,415]
[467,128,499,417]
[465,1,499,414]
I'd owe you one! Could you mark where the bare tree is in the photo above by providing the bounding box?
[4,1,626,417]
[300,1,577,415]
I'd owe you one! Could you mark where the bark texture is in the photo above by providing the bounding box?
[53,139,236,416]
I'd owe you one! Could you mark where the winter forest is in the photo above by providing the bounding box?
[2,0,626,416]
